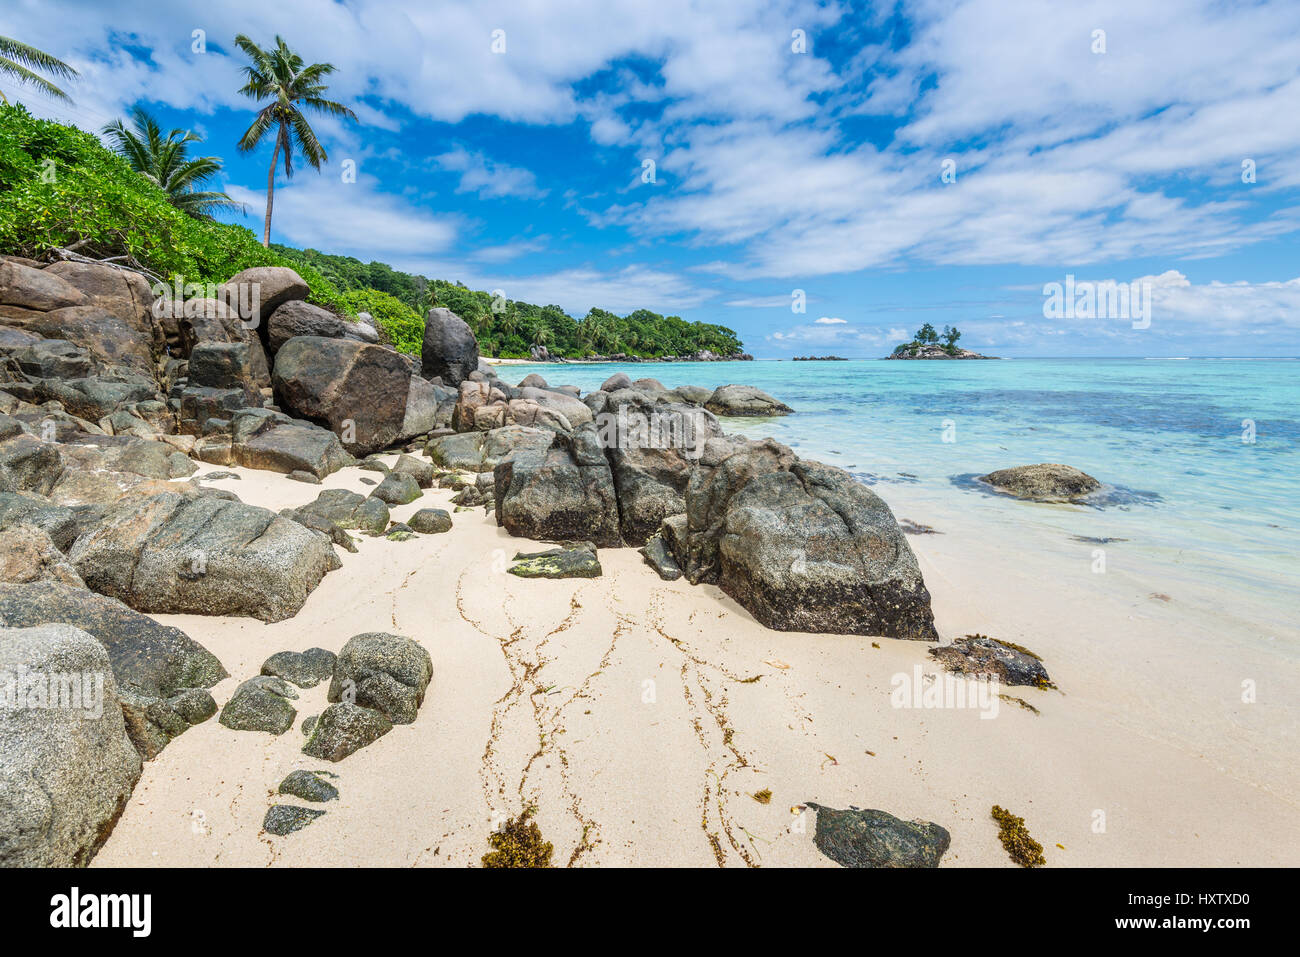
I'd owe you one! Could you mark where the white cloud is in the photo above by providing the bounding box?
[814,316,846,324]
[432,146,546,200]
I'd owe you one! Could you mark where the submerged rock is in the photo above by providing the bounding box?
[807,804,950,868]
[704,384,793,417]
[978,463,1100,503]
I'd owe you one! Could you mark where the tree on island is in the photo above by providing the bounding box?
[942,324,961,350]
[234,34,356,246]
[916,322,939,344]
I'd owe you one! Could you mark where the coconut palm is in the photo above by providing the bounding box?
[102,108,244,219]
[234,34,356,246]
[0,36,77,103]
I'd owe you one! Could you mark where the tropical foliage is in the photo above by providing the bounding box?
[0,36,77,103]
[893,322,963,356]
[0,102,344,309]
[102,107,243,219]
[234,34,356,246]
[275,246,745,359]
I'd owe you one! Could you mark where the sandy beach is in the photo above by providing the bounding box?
[91,455,1300,868]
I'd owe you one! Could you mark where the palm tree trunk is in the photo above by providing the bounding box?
[262,135,280,247]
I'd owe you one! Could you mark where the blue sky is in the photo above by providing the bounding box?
[3,0,1299,357]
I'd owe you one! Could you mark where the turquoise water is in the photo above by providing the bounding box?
[501,358,1299,608]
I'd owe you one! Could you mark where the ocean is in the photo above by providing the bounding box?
[501,357,1299,634]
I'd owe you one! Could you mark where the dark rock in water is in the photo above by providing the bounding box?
[69,491,339,623]
[327,633,432,725]
[408,508,452,534]
[978,463,1100,503]
[600,372,632,392]
[704,384,793,417]
[807,804,950,868]
[509,543,602,579]
[370,471,422,505]
[273,336,412,456]
[494,424,622,547]
[261,648,337,689]
[421,307,479,388]
[263,804,325,836]
[640,535,682,581]
[517,373,548,389]
[663,437,937,640]
[0,624,142,867]
[0,581,227,757]
[302,702,393,762]
[218,675,299,734]
[929,634,1053,689]
[277,769,339,803]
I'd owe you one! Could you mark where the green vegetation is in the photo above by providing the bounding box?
[102,108,243,219]
[481,812,553,868]
[0,101,745,359]
[275,246,745,359]
[991,804,1046,867]
[0,36,77,103]
[0,102,345,309]
[234,34,356,246]
[892,322,963,356]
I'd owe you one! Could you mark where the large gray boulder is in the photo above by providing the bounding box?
[0,581,228,757]
[69,491,340,623]
[266,300,377,354]
[228,408,351,478]
[663,437,937,640]
[273,336,413,456]
[494,424,622,547]
[426,425,554,473]
[286,488,389,537]
[978,464,1101,503]
[420,307,479,387]
[218,266,309,332]
[0,624,142,867]
[0,260,88,313]
[704,384,793,417]
[807,804,950,868]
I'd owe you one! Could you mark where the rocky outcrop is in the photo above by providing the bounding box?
[68,491,340,622]
[978,464,1100,503]
[421,307,479,387]
[426,424,554,473]
[228,408,352,478]
[267,299,378,353]
[0,522,84,586]
[218,266,309,333]
[0,624,143,867]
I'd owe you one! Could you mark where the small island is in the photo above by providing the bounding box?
[887,323,995,359]
[792,355,848,361]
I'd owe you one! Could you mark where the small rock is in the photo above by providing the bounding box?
[261,648,337,689]
[978,464,1100,503]
[263,804,325,836]
[278,769,339,803]
[218,676,299,734]
[509,543,602,579]
[287,469,322,484]
[386,523,416,541]
[408,508,452,534]
[640,535,682,581]
[807,804,950,868]
[302,702,393,762]
[370,471,422,505]
[328,632,433,724]
[928,634,1053,689]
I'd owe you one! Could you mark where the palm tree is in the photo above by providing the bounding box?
[102,108,244,219]
[234,34,356,246]
[0,36,77,103]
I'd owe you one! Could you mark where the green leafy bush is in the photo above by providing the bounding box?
[0,102,344,310]
[340,287,423,355]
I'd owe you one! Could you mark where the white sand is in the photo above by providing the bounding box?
[92,458,1300,867]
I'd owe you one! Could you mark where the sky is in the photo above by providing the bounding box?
[2,0,1298,358]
